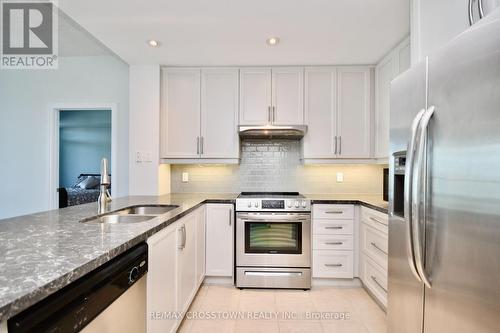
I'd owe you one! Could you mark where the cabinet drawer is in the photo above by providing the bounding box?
[313,219,353,235]
[313,235,353,250]
[361,223,388,269]
[362,255,387,307]
[312,250,353,279]
[313,205,354,220]
[361,207,388,233]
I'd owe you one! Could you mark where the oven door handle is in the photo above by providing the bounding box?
[237,214,310,222]
[244,271,304,277]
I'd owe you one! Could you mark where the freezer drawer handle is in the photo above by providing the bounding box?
[370,242,388,255]
[369,217,388,226]
[370,275,387,293]
[324,263,343,267]
[244,271,303,277]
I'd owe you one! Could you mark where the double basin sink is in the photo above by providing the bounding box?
[81,205,180,224]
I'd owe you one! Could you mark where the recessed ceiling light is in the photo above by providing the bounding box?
[266,37,280,46]
[147,39,160,47]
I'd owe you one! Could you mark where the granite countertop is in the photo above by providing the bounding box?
[0,192,387,322]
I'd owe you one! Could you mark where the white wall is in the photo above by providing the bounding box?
[129,65,170,195]
[0,55,129,219]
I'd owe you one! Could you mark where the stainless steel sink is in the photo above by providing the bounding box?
[80,204,180,224]
[81,214,156,224]
[113,205,180,215]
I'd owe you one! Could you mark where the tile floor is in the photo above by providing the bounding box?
[178,285,386,333]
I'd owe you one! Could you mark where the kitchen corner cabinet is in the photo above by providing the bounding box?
[303,67,372,160]
[375,37,410,159]
[147,207,206,333]
[205,204,234,277]
[160,68,239,161]
[239,67,304,126]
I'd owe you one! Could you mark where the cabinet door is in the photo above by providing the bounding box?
[201,68,239,158]
[177,214,197,314]
[239,68,272,125]
[195,206,206,285]
[205,204,234,277]
[147,223,179,333]
[161,68,201,158]
[303,68,337,158]
[375,56,396,158]
[337,68,372,158]
[272,67,304,125]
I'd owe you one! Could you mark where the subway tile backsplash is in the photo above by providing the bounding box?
[170,140,385,194]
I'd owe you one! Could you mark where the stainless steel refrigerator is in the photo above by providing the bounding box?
[388,8,500,333]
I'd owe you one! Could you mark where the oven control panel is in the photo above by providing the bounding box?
[236,198,311,211]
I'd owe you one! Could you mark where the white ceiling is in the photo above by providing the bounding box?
[59,0,410,66]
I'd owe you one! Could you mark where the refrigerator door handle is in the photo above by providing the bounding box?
[469,0,476,25]
[404,108,426,283]
[478,0,485,19]
[413,105,435,289]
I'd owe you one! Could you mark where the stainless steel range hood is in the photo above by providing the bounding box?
[238,125,307,140]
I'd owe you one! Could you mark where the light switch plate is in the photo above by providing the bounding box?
[336,172,344,182]
[182,172,189,183]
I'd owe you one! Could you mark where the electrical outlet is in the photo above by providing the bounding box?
[182,172,189,183]
[336,172,344,183]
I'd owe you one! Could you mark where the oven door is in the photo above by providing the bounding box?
[236,212,311,268]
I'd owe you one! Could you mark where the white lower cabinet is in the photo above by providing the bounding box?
[147,207,206,333]
[312,205,354,279]
[359,207,388,308]
[205,204,234,277]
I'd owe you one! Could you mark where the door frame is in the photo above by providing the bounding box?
[48,103,118,209]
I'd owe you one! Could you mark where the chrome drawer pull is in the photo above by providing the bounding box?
[370,242,388,255]
[369,216,388,226]
[325,242,344,245]
[325,263,343,267]
[326,211,344,214]
[371,275,387,293]
[325,226,343,230]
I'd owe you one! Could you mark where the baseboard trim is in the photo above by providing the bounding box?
[311,277,363,287]
[203,276,234,286]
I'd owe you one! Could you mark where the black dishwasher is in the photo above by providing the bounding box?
[8,243,148,333]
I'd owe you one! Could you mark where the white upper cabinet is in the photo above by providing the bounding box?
[303,68,338,159]
[240,67,304,126]
[239,68,272,125]
[337,67,372,159]
[201,68,239,159]
[161,67,239,161]
[161,68,201,158]
[375,37,410,159]
[272,67,304,125]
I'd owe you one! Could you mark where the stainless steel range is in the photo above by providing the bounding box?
[235,192,311,289]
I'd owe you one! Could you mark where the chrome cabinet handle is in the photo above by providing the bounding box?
[196,137,200,155]
[268,106,272,123]
[182,225,187,249]
[272,106,276,123]
[325,210,344,214]
[325,242,344,245]
[370,242,388,255]
[469,0,476,25]
[177,226,184,249]
[200,137,204,155]
[325,226,343,230]
[325,263,343,267]
[228,210,232,226]
[334,136,338,155]
[413,106,435,289]
[478,0,484,19]
[405,108,426,283]
[369,216,388,226]
[339,136,342,155]
[371,276,387,293]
